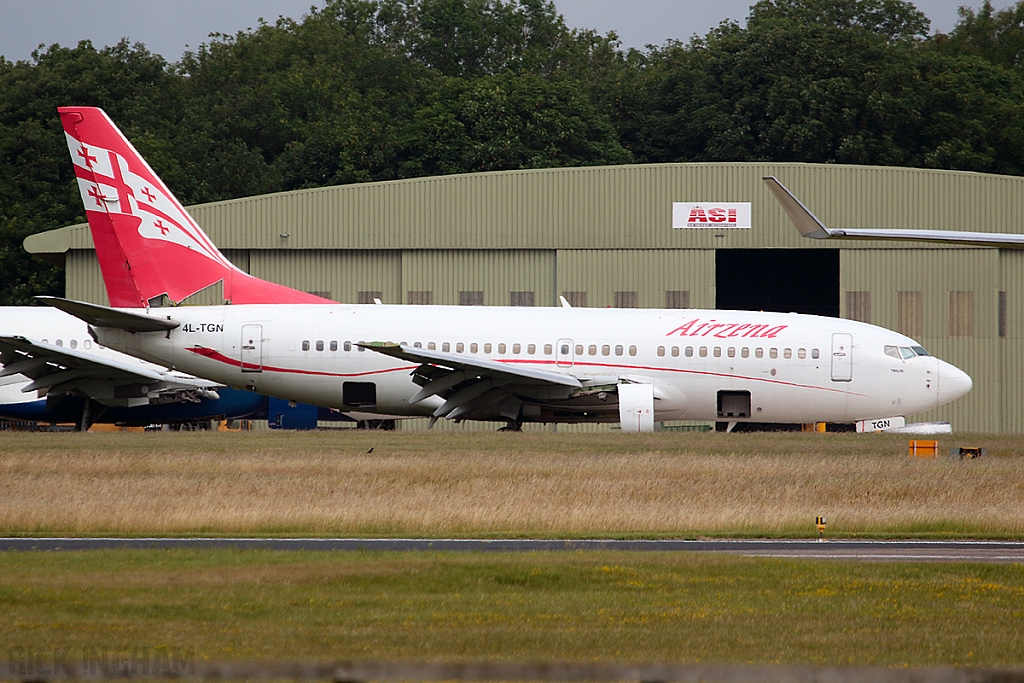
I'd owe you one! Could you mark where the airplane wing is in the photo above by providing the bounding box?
[359,342,586,426]
[0,335,221,408]
[763,176,1024,248]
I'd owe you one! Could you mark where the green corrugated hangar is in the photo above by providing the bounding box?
[26,162,1024,433]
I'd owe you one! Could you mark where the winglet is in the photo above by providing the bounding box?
[763,176,832,239]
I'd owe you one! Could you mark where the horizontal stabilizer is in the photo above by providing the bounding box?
[36,296,179,332]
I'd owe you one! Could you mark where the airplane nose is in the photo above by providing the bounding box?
[937,360,972,407]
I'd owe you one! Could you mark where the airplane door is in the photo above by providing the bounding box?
[831,333,853,382]
[556,338,574,367]
[241,324,263,373]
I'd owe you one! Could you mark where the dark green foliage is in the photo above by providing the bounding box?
[935,0,1024,68]
[3,0,1024,303]
[747,0,931,41]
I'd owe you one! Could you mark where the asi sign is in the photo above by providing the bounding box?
[673,202,751,229]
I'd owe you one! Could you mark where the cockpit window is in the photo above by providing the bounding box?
[886,344,931,359]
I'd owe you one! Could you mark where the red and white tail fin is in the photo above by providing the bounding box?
[59,106,333,308]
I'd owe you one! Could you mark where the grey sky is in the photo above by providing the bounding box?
[0,0,1009,64]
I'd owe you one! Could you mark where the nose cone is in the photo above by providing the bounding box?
[937,360,973,407]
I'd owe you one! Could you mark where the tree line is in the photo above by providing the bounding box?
[2,0,1023,304]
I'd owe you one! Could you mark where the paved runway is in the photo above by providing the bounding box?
[2,537,1023,562]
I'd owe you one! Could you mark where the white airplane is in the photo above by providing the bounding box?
[764,175,1024,248]
[0,307,268,429]
[40,106,973,432]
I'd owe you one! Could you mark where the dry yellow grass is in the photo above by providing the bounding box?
[1,430,1022,536]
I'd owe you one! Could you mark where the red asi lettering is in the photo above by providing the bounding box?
[708,208,726,223]
[688,208,708,223]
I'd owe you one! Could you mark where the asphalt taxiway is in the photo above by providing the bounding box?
[2,538,1023,562]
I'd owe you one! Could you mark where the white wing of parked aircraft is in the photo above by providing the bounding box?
[763,175,1024,248]
[42,107,974,432]
[0,307,268,429]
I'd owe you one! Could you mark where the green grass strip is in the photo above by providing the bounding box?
[1,549,1022,666]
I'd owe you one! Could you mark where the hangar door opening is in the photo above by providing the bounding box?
[716,249,839,317]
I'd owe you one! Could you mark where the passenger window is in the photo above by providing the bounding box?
[727,347,736,358]
[713,347,721,358]
[797,348,806,359]
[302,340,310,351]
[783,348,792,359]
[755,348,764,358]
[884,345,901,360]
[811,348,820,359]
[672,346,680,357]
[769,348,778,359]
[602,345,611,356]
[615,345,624,356]
[513,343,522,354]
[528,344,536,355]
[658,346,666,357]
[316,340,324,352]
[498,343,506,354]
[629,345,637,356]
[484,343,492,353]
[456,342,464,353]
[699,347,708,357]
[589,345,597,356]
[414,342,422,348]
[56,340,63,347]
[70,339,77,349]
[84,340,92,349]
[443,342,451,352]
[471,343,478,353]
[574,344,582,355]
[330,341,338,352]
[357,345,365,352]
[544,344,553,355]
[684,347,693,357]
[741,347,749,358]
[428,342,436,350]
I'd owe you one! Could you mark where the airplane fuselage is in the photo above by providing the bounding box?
[94,304,971,425]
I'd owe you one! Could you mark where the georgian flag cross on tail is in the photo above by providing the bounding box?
[59,107,332,308]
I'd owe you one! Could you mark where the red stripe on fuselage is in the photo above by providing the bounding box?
[495,358,865,396]
[187,346,863,396]
[186,347,415,377]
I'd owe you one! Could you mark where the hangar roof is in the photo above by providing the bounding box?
[26,162,1024,255]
